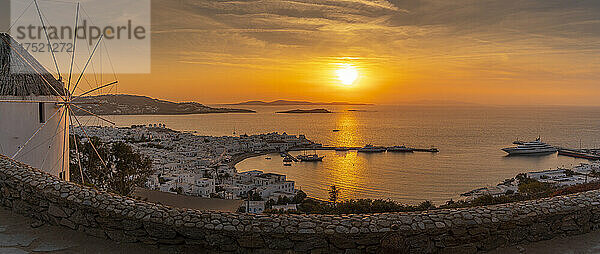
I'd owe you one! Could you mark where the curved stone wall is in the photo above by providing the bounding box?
[1,154,599,253]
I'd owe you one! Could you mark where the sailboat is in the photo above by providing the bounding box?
[296,150,324,161]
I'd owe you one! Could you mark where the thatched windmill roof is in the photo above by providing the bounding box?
[0,33,65,96]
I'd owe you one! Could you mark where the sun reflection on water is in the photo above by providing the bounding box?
[326,111,368,200]
[332,111,361,147]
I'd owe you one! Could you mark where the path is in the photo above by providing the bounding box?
[489,231,600,254]
[0,207,165,254]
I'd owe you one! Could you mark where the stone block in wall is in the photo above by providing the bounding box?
[144,222,177,239]
[265,236,294,250]
[480,234,508,251]
[329,234,357,249]
[11,199,32,216]
[59,218,77,230]
[96,216,124,229]
[176,226,206,240]
[236,235,265,248]
[438,244,477,254]
[78,225,107,239]
[47,203,68,218]
[121,219,143,231]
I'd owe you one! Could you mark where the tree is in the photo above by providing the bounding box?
[417,200,435,210]
[519,180,553,195]
[328,185,340,204]
[108,142,154,196]
[292,190,307,204]
[70,136,110,188]
[277,196,291,205]
[70,137,154,196]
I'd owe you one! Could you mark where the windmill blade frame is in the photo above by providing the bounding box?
[0,2,119,183]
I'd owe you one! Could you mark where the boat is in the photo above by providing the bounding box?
[283,157,293,162]
[387,145,414,152]
[557,148,600,160]
[426,147,439,153]
[296,150,325,161]
[358,144,386,153]
[332,129,341,132]
[265,157,272,160]
[413,146,440,153]
[297,154,325,161]
[501,137,557,155]
[284,163,292,166]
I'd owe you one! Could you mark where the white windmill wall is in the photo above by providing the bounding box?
[0,95,69,181]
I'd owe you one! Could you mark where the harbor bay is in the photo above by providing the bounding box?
[80,105,600,203]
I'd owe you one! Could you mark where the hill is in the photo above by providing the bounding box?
[276,109,333,114]
[72,94,256,115]
[227,100,371,106]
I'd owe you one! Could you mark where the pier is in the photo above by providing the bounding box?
[281,151,299,162]
[556,147,600,160]
[289,145,439,153]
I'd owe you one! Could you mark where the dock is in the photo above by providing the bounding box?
[412,148,440,153]
[557,147,600,160]
[289,146,439,153]
[281,151,299,162]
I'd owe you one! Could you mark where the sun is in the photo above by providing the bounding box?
[336,64,359,86]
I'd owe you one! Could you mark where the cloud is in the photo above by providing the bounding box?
[150,0,600,86]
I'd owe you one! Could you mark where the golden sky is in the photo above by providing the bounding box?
[115,0,600,105]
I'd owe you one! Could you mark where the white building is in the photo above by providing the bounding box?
[0,33,69,181]
[246,201,265,214]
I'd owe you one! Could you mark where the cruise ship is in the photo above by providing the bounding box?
[501,138,557,155]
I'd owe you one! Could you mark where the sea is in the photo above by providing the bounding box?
[80,105,600,204]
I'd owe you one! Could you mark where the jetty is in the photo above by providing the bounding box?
[557,147,600,160]
[281,151,299,162]
[412,147,440,153]
[289,145,439,153]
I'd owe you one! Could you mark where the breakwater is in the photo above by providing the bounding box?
[1,154,600,253]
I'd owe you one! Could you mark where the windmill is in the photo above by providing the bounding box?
[0,1,117,183]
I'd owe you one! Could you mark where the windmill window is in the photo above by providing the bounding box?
[39,103,45,123]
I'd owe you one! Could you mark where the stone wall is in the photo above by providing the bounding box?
[1,154,599,253]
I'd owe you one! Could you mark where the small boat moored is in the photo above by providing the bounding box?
[387,145,414,152]
[358,144,387,153]
[297,154,325,161]
[296,150,325,161]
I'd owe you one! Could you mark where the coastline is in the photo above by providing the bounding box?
[73,110,256,116]
[227,151,274,168]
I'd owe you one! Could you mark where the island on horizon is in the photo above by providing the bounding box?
[226,100,372,106]
[276,108,333,114]
[72,94,256,116]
